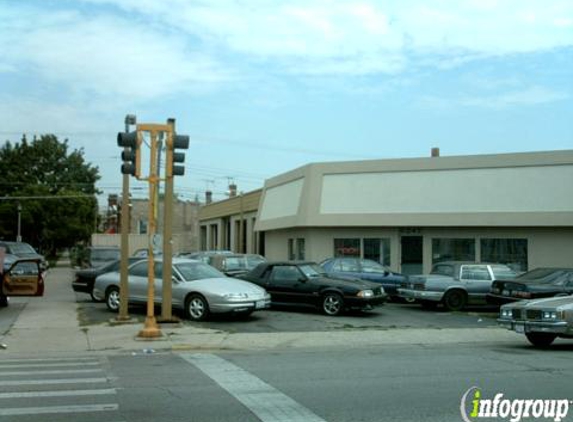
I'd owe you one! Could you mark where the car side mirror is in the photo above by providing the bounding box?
[298,277,307,283]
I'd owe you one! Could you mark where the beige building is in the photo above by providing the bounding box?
[199,150,573,275]
[198,189,263,254]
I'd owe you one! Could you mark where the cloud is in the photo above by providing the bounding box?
[0,4,233,103]
[417,86,569,110]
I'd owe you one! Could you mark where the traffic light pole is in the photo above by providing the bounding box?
[160,119,176,322]
[117,115,135,323]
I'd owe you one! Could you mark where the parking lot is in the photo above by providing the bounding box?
[75,292,501,334]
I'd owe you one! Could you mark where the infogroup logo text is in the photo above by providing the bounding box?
[460,387,571,422]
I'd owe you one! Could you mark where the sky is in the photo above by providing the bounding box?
[0,0,572,205]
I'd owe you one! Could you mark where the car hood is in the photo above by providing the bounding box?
[315,276,380,290]
[508,296,573,310]
[182,277,267,296]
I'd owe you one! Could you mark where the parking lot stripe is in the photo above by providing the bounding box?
[0,361,100,369]
[0,368,101,376]
[0,403,119,416]
[0,388,116,399]
[181,353,328,422]
[0,377,108,386]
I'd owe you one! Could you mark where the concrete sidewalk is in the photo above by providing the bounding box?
[0,267,521,356]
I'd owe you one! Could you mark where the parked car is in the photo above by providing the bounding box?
[398,261,518,311]
[0,258,45,307]
[93,258,270,321]
[181,250,233,263]
[498,296,573,347]
[320,257,407,300]
[487,268,573,305]
[72,257,144,302]
[239,261,387,316]
[0,241,48,271]
[87,246,120,268]
[206,254,266,278]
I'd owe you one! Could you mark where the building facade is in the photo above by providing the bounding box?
[198,189,263,255]
[254,150,573,274]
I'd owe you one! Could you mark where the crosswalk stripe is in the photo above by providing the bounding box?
[0,362,100,369]
[0,403,119,416]
[1,377,108,386]
[0,368,102,376]
[181,353,328,422]
[0,357,97,364]
[0,388,116,399]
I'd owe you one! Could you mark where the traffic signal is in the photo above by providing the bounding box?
[167,133,189,177]
[117,131,140,177]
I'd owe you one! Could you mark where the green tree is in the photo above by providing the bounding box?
[0,134,100,259]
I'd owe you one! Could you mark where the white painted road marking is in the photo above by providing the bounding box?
[0,361,100,369]
[0,368,102,376]
[0,388,116,399]
[0,403,119,416]
[0,377,108,386]
[181,353,328,422]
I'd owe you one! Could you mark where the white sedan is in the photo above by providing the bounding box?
[93,258,271,321]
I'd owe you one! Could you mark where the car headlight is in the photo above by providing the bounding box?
[357,290,374,298]
[500,308,512,318]
[223,293,249,300]
[542,311,558,321]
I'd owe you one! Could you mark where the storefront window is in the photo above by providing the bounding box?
[364,238,391,266]
[481,239,528,272]
[432,238,475,263]
[296,238,305,260]
[288,239,295,260]
[334,239,360,257]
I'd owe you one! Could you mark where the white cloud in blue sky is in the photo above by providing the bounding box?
[0,0,571,201]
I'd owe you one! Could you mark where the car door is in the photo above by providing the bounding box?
[460,265,492,303]
[128,261,150,303]
[1,259,43,297]
[267,265,306,304]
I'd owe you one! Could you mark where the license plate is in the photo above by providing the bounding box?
[514,323,525,334]
[256,300,265,309]
[502,290,509,296]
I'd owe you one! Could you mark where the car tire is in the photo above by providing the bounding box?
[185,294,210,321]
[0,294,7,308]
[442,290,467,312]
[322,292,344,316]
[525,332,557,348]
[105,286,120,312]
[90,290,103,303]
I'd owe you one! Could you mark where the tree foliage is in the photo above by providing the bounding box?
[0,134,100,258]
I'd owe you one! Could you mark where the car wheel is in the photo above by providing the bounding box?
[105,286,120,312]
[442,290,467,312]
[0,294,8,308]
[403,297,417,304]
[322,292,344,316]
[525,332,557,348]
[90,290,103,303]
[185,294,210,321]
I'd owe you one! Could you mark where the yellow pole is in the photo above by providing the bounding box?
[138,128,162,338]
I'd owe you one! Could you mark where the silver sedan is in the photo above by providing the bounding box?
[93,258,271,321]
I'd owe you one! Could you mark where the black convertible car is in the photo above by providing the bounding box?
[72,257,143,301]
[487,267,573,305]
[240,261,387,316]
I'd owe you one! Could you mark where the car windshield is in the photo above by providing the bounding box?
[361,259,390,273]
[223,257,248,270]
[516,268,567,283]
[9,243,36,254]
[298,264,325,278]
[175,261,226,281]
[490,265,517,279]
[91,249,120,261]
